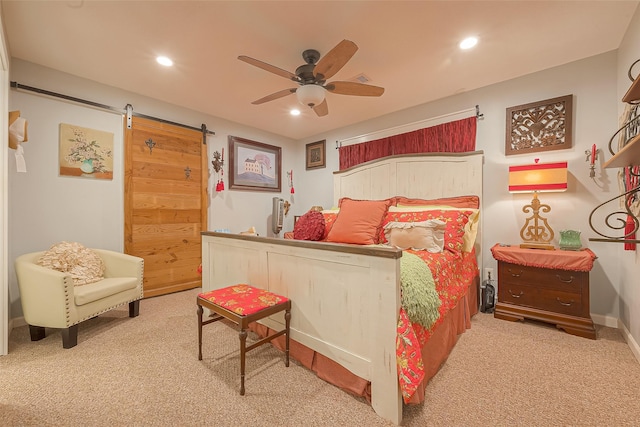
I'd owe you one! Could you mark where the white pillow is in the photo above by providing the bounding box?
[383,219,446,252]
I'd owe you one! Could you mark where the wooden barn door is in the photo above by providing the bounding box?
[124,116,208,297]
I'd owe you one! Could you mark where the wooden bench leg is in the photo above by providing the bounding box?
[29,325,46,341]
[197,304,204,361]
[129,300,140,317]
[62,325,79,349]
[239,328,247,396]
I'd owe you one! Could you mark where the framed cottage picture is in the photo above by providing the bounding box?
[306,139,326,170]
[228,135,281,192]
[505,94,573,156]
[59,123,114,180]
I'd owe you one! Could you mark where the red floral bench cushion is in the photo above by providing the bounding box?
[198,284,289,316]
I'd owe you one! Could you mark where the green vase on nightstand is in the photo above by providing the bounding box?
[559,229,582,250]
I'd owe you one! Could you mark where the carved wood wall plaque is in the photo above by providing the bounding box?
[505,94,573,155]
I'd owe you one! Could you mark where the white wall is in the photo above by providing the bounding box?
[7,59,298,319]
[296,51,622,322]
[6,46,635,343]
[616,6,640,348]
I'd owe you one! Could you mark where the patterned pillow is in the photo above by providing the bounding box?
[293,210,325,241]
[320,209,339,240]
[37,241,105,286]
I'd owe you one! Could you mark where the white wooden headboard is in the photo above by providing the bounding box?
[333,151,484,267]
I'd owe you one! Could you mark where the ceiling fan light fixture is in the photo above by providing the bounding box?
[296,84,325,108]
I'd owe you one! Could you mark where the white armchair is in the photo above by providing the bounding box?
[14,249,144,348]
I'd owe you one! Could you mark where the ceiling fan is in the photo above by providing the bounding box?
[238,39,385,117]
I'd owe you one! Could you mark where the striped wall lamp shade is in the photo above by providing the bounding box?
[508,161,568,250]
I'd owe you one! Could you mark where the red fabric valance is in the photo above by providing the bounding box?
[339,116,477,170]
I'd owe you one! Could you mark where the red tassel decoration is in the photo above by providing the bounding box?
[215,181,221,192]
[290,169,295,194]
[625,215,636,251]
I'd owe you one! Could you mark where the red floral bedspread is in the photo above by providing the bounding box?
[396,249,477,403]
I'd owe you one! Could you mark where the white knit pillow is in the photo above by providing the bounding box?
[37,241,105,286]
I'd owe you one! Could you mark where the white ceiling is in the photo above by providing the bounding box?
[2,1,638,140]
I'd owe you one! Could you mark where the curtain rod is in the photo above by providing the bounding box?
[335,105,482,149]
[10,81,215,136]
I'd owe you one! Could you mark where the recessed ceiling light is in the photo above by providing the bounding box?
[459,37,478,50]
[156,56,173,67]
[290,109,301,116]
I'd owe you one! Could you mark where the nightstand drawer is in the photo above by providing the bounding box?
[498,282,536,306]
[537,289,584,317]
[500,262,585,293]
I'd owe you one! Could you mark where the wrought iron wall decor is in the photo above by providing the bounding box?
[589,59,640,245]
[505,95,573,156]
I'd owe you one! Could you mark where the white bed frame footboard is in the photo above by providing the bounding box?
[201,235,403,424]
[201,151,483,425]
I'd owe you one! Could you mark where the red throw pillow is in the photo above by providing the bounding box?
[293,210,325,241]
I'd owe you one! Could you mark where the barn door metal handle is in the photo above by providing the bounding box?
[184,166,191,180]
[145,138,156,154]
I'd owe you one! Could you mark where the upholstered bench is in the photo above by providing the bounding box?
[197,284,291,395]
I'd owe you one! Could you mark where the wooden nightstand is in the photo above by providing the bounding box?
[490,244,597,339]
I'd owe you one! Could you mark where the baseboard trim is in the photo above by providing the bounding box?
[617,319,640,364]
[591,313,618,328]
[9,316,26,330]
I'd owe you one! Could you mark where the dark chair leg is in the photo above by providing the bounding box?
[129,300,140,317]
[197,304,204,361]
[29,325,46,341]
[284,308,291,367]
[239,329,247,396]
[62,325,79,349]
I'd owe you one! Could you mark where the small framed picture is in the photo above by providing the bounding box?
[294,215,301,224]
[305,140,326,170]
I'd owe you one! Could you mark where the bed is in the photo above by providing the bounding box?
[201,151,483,425]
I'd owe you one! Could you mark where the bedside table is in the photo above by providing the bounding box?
[490,244,597,339]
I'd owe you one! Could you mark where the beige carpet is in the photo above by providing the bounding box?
[1,288,639,426]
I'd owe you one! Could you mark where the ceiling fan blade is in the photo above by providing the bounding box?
[325,81,385,97]
[238,55,300,82]
[251,88,297,105]
[313,99,328,117]
[313,39,358,81]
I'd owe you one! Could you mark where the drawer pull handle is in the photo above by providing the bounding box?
[508,289,524,298]
[507,268,523,278]
[556,297,575,306]
[556,274,575,283]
